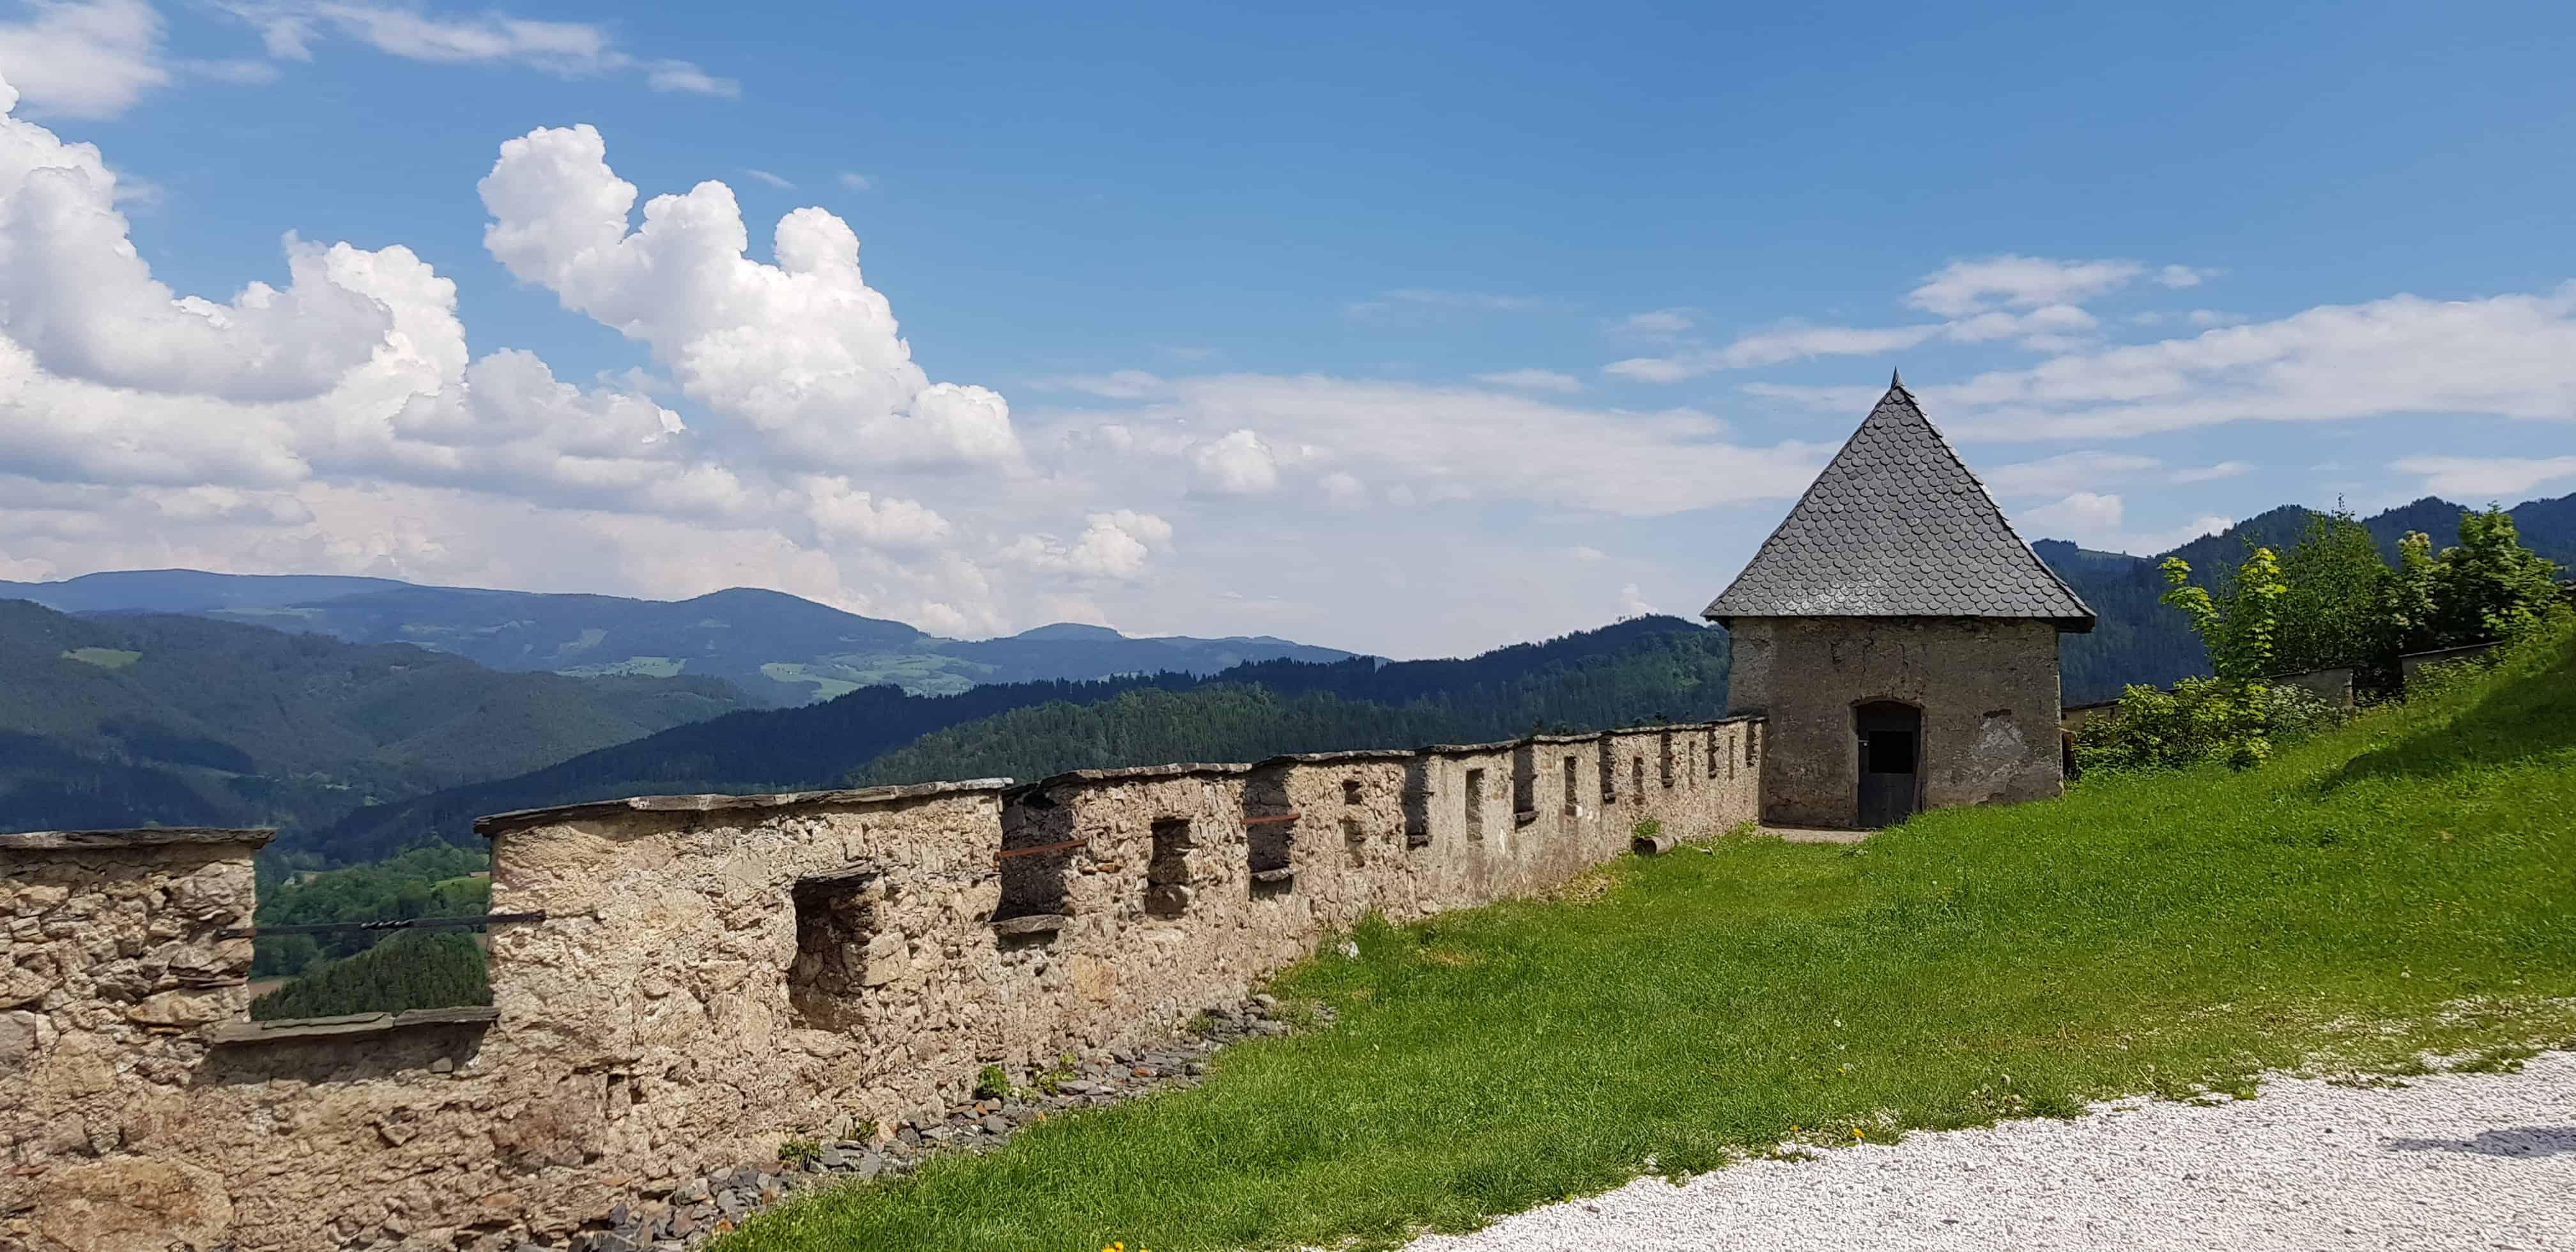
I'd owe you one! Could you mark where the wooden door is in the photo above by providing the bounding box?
[1855,701,1922,828]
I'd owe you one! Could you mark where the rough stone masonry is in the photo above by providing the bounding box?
[1706,374,2094,828]
[2,721,1759,1251]
[4,376,2100,1250]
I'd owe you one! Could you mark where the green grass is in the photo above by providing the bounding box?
[59,646,141,669]
[720,624,2576,1252]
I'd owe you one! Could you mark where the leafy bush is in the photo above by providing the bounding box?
[2076,678,2347,776]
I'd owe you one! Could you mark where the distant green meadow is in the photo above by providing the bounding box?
[60,646,141,669]
[713,623,2575,1250]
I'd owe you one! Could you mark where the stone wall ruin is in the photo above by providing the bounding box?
[2,719,1761,1252]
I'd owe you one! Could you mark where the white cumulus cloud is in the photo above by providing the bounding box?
[477,123,1024,471]
[1002,510,1174,581]
[1189,429,1280,494]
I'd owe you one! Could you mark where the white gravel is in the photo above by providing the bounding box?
[1402,1051,2576,1251]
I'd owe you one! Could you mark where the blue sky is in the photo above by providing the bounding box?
[1,0,2571,657]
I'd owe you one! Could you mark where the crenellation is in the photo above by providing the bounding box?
[3,721,1762,1249]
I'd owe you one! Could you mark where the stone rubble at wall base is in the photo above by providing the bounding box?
[549,993,1324,1252]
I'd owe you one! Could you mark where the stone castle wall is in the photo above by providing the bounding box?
[1726,616,2062,827]
[3,719,1761,1252]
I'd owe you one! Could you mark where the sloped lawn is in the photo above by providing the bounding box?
[721,626,2576,1251]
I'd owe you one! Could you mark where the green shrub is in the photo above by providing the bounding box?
[974,1064,1012,1101]
[2078,678,2347,776]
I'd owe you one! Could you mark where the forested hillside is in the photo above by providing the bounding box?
[2048,492,2576,702]
[0,600,751,834]
[850,620,1728,786]
[296,616,1726,862]
[0,572,1357,703]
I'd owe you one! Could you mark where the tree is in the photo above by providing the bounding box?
[2156,546,2286,768]
[2271,508,2397,682]
[2425,508,2562,646]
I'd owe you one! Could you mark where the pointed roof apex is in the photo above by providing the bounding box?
[1703,381,2095,631]
[1889,365,1904,390]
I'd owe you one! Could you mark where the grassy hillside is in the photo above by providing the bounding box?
[299,617,1725,862]
[0,600,752,835]
[721,622,2576,1252]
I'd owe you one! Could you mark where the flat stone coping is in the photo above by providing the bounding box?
[1529,715,1765,745]
[477,714,1777,834]
[0,827,275,851]
[1254,747,1423,765]
[204,1004,500,1046]
[474,778,1015,837]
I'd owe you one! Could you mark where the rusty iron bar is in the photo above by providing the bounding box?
[219,911,548,940]
[995,838,1087,861]
[1242,812,1304,827]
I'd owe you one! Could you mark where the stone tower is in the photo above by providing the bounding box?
[1705,374,2095,828]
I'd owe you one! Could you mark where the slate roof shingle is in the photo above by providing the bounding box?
[1703,378,2096,631]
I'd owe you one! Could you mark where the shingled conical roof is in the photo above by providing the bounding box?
[1703,378,2095,631]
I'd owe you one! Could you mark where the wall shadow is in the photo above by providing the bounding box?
[2326,647,2575,790]
[2384,1127,2576,1158]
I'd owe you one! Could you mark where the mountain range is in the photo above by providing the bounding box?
[0,571,1357,704]
[6,489,2567,857]
[0,600,753,835]
[290,615,1728,862]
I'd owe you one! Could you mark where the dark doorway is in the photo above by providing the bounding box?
[1854,701,1922,828]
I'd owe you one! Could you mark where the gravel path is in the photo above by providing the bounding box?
[1404,1051,2576,1251]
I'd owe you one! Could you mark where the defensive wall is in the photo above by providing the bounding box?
[3,718,1763,1252]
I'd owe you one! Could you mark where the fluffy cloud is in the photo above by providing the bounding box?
[1908,256,2147,317]
[1738,282,2576,444]
[1032,369,1168,400]
[1347,289,1547,317]
[799,477,951,550]
[1606,309,2093,382]
[0,0,167,118]
[2170,461,2251,484]
[0,79,1146,633]
[1025,374,1827,519]
[1616,309,1695,337]
[0,90,393,400]
[1922,287,2576,439]
[1608,255,2213,384]
[1977,450,2163,498]
[2016,491,2233,555]
[0,1,735,120]
[1002,510,1174,580]
[2391,455,2576,500]
[1474,369,1583,393]
[1188,429,1280,495]
[479,125,1022,471]
[224,2,737,96]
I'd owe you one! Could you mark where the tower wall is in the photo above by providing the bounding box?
[1726,616,2064,828]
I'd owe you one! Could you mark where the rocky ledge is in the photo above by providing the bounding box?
[534,993,1333,1252]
